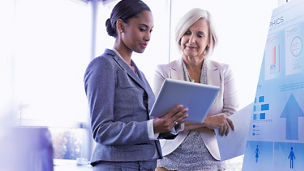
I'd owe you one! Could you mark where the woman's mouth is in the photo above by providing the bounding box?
[140,43,147,49]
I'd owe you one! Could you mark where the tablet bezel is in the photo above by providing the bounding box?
[150,79,220,123]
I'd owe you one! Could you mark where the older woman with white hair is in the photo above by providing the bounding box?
[154,8,239,171]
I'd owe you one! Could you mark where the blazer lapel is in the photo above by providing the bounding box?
[169,58,221,87]
[105,50,147,89]
[170,58,185,80]
[105,50,154,112]
[205,60,221,87]
[136,70,156,113]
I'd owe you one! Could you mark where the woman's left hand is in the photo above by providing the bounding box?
[202,114,234,136]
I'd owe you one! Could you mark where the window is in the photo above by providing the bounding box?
[0,0,15,120]
[15,0,90,123]
[51,127,88,160]
[13,0,91,160]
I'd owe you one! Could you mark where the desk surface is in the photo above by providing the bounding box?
[54,159,92,171]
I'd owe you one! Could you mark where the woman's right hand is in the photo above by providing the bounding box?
[153,105,188,134]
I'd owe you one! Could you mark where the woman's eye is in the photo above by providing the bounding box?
[184,31,191,35]
[197,32,205,38]
[139,28,146,32]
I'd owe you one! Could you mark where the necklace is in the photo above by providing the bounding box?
[182,61,207,84]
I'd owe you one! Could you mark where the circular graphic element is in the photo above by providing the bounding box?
[290,36,303,57]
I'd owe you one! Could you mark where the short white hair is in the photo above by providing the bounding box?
[175,8,217,57]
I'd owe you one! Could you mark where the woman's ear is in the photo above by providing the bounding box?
[206,39,211,51]
[116,19,124,34]
[206,45,209,51]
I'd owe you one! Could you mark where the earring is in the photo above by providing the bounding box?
[120,30,123,33]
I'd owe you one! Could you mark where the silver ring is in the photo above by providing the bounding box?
[174,121,178,125]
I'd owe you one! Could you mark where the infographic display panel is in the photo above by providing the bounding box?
[243,1,304,171]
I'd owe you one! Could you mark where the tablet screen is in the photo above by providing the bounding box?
[150,79,220,123]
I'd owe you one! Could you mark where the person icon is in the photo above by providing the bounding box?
[288,147,296,169]
[255,145,260,163]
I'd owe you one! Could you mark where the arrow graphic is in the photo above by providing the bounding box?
[280,94,304,140]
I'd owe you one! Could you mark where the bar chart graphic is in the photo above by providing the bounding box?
[265,35,281,80]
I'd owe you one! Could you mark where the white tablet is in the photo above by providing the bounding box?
[150,79,220,123]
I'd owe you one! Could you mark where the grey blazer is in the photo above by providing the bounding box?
[153,58,239,160]
[84,49,162,165]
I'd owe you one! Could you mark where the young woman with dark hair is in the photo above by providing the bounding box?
[84,0,188,170]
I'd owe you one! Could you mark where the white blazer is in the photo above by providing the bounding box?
[153,58,239,160]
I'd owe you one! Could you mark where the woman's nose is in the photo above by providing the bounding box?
[189,34,195,43]
[144,32,150,41]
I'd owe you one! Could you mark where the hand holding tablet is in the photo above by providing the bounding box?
[150,79,220,123]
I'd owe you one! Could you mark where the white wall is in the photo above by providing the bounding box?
[13,0,91,123]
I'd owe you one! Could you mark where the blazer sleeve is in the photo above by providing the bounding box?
[222,64,239,116]
[84,58,150,145]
